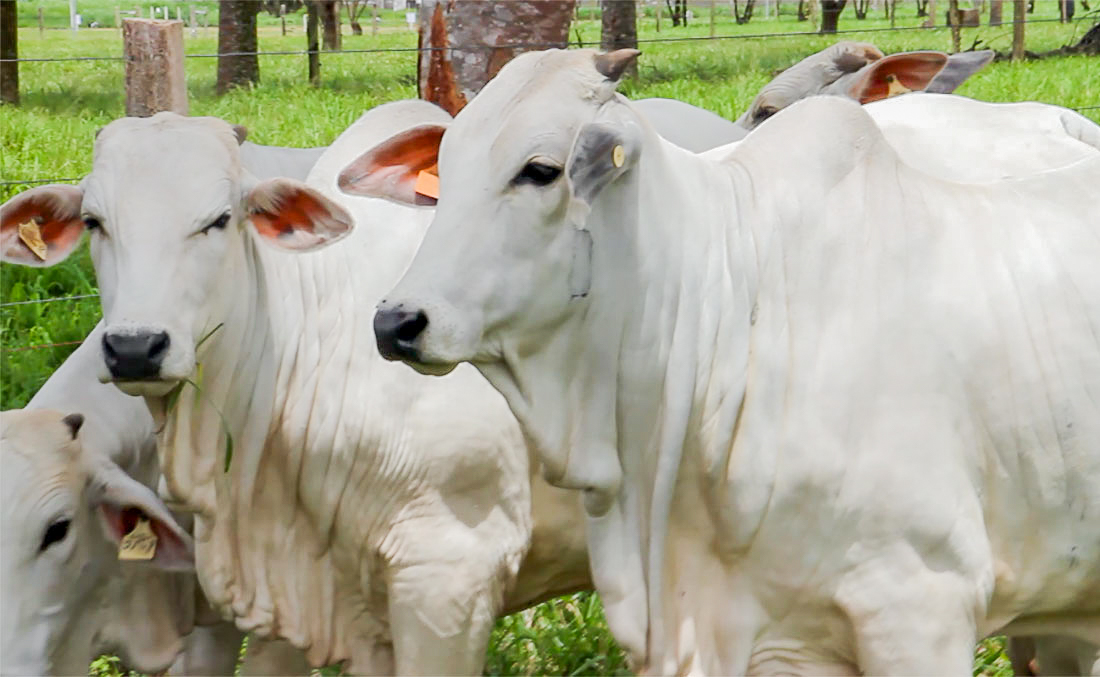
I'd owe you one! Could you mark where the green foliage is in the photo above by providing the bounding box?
[1,8,1093,675]
[486,593,631,676]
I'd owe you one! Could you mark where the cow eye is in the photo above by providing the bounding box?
[201,212,231,234]
[83,216,102,231]
[754,105,778,123]
[39,518,71,553]
[514,162,562,187]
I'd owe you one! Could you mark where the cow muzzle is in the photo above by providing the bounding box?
[374,305,428,363]
[102,330,170,381]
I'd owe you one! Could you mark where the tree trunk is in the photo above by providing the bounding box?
[798,0,809,20]
[601,0,637,54]
[346,0,366,35]
[216,0,259,95]
[319,0,341,50]
[0,0,17,105]
[989,0,1002,24]
[666,0,682,25]
[854,0,869,18]
[417,0,575,116]
[820,0,845,32]
[916,0,928,15]
[734,0,757,23]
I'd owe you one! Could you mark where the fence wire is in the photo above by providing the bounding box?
[2,11,1097,354]
[0,14,1092,64]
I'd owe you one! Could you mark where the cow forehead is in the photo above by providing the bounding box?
[88,114,241,209]
[443,49,606,172]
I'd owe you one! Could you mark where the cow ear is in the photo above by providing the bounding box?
[90,460,194,571]
[925,50,994,94]
[1,185,85,267]
[337,124,447,206]
[827,41,885,76]
[567,116,642,219]
[246,177,354,252]
[848,51,950,103]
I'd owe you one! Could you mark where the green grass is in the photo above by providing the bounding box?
[3,5,1095,675]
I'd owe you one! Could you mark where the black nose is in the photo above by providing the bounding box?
[374,306,428,362]
[102,331,170,380]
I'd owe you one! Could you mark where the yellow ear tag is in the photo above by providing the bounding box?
[885,74,911,98]
[17,221,48,261]
[612,145,625,168]
[118,518,158,561]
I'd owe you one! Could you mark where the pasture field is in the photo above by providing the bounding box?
[2,4,1095,675]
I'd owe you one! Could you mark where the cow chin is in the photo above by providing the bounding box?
[111,379,179,398]
[405,358,458,377]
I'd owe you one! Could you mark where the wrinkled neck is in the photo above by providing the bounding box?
[482,136,760,666]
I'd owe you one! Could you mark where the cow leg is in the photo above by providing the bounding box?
[386,562,500,675]
[1031,636,1100,676]
[837,566,980,674]
[239,636,313,676]
[168,621,245,676]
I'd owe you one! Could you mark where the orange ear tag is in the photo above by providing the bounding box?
[415,170,440,200]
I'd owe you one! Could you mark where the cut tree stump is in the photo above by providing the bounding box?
[123,18,187,116]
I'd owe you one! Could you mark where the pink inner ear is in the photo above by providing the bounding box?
[851,52,949,103]
[337,125,445,203]
[1,190,84,263]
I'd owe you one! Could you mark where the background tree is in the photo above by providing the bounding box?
[820,0,846,32]
[1,0,17,105]
[216,0,260,94]
[318,0,342,50]
[417,0,575,116]
[601,0,638,59]
[346,0,370,35]
[733,0,757,24]
[665,0,690,25]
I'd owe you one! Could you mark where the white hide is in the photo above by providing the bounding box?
[378,49,1100,674]
[0,401,193,677]
[0,105,589,673]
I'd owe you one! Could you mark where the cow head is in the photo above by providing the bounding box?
[367,48,644,379]
[0,112,353,396]
[735,42,992,130]
[366,49,641,374]
[0,408,194,676]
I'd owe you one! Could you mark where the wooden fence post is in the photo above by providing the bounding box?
[656,0,661,31]
[123,19,188,116]
[38,6,45,36]
[948,0,961,51]
[710,0,716,35]
[1012,0,1025,60]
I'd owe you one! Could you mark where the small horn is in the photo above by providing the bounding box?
[62,413,85,440]
[594,49,641,82]
[232,124,248,145]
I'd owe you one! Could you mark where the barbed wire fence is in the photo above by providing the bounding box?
[2,3,1097,355]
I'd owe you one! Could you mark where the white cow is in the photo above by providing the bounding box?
[1,403,194,677]
[0,102,589,674]
[373,49,1100,674]
[2,323,312,676]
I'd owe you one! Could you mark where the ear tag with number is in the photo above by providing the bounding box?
[611,145,625,168]
[18,221,48,261]
[118,517,158,561]
[885,74,911,98]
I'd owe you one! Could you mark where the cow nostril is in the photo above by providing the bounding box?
[102,333,118,360]
[148,332,170,361]
[395,311,428,343]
